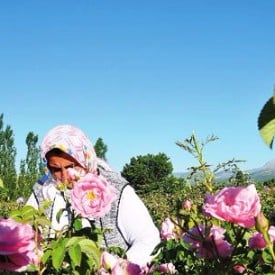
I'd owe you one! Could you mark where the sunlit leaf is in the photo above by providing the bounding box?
[78,239,101,268]
[73,218,82,231]
[66,236,83,247]
[21,206,38,219]
[262,248,273,265]
[69,244,82,267]
[41,249,52,264]
[34,217,52,227]
[56,208,66,223]
[258,96,275,148]
[0,178,4,188]
[10,205,37,221]
[52,239,66,270]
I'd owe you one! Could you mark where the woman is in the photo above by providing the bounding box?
[26,124,160,267]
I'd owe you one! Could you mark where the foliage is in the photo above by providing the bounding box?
[141,175,188,227]
[0,131,275,274]
[94,137,108,161]
[149,133,275,274]
[17,132,43,199]
[8,203,102,274]
[254,183,275,225]
[1,101,275,274]
[0,114,44,202]
[121,153,173,195]
[258,89,275,148]
[5,171,125,275]
[0,200,19,218]
[0,114,17,201]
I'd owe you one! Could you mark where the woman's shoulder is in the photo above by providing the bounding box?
[98,163,129,193]
[32,174,56,193]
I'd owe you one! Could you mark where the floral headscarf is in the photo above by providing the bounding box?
[40,124,98,173]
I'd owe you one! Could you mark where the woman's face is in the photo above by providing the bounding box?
[46,151,85,188]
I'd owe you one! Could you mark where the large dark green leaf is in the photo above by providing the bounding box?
[258,96,275,148]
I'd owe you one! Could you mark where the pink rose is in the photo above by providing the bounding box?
[182,199,192,210]
[233,264,246,273]
[203,184,261,228]
[100,251,117,271]
[160,218,176,240]
[112,258,141,275]
[100,252,142,275]
[158,263,176,274]
[183,224,233,259]
[249,225,275,249]
[71,173,117,218]
[0,218,41,272]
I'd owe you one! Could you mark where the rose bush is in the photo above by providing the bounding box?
[0,133,274,274]
[1,172,120,274]
[151,184,275,274]
[149,134,275,274]
[183,224,234,259]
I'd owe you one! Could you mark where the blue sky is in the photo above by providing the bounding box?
[0,1,275,173]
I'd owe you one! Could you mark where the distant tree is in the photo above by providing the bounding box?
[264,178,275,187]
[228,169,251,187]
[121,153,173,194]
[17,132,43,198]
[94,137,108,160]
[0,114,17,200]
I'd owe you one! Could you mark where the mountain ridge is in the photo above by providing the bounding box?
[175,159,275,182]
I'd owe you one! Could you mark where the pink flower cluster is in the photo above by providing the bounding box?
[0,218,41,272]
[249,225,275,249]
[156,263,176,274]
[203,184,261,228]
[99,251,142,275]
[160,218,176,240]
[183,224,233,259]
[144,262,176,274]
[182,199,192,210]
[70,173,117,218]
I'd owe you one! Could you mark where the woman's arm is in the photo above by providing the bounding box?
[117,185,160,267]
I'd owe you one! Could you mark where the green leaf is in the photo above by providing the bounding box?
[258,95,275,148]
[39,200,52,212]
[52,239,66,270]
[10,205,37,222]
[78,239,101,268]
[73,218,83,231]
[66,236,84,248]
[9,209,22,219]
[34,217,52,227]
[0,178,4,188]
[41,249,52,264]
[262,248,273,265]
[21,206,39,220]
[56,208,66,223]
[69,244,82,267]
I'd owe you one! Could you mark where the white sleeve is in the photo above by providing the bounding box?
[117,185,160,267]
[25,193,39,209]
[26,183,69,232]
